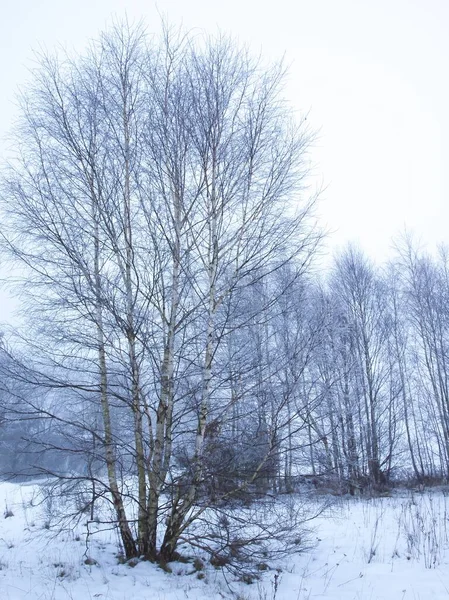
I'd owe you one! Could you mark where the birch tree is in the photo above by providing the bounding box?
[0,20,319,567]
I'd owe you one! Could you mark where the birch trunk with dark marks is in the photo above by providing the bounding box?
[93,214,137,558]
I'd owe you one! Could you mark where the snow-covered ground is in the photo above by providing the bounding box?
[1,481,449,599]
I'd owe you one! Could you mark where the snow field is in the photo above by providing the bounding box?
[1,482,449,599]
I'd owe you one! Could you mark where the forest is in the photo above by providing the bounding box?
[0,20,448,593]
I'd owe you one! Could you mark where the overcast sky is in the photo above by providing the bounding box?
[1,0,448,320]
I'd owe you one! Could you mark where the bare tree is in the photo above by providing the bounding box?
[394,236,449,479]
[0,20,320,569]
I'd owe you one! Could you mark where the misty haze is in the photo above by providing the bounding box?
[0,2,448,599]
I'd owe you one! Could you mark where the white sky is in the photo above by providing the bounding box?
[1,0,448,321]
